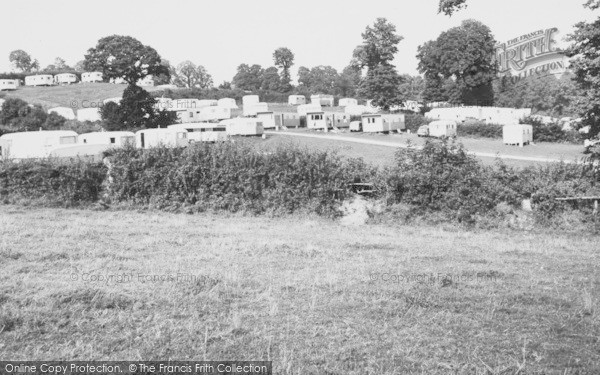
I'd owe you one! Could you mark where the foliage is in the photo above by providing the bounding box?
[438,0,468,15]
[398,75,425,102]
[173,61,213,89]
[494,73,579,117]
[0,98,66,131]
[297,65,339,94]
[566,5,600,138]
[9,50,39,72]
[520,116,583,144]
[334,65,362,97]
[261,67,281,91]
[358,65,403,110]
[273,47,294,92]
[105,143,374,216]
[153,59,175,85]
[99,84,176,130]
[404,113,431,133]
[0,159,106,207]
[352,18,403,70]
[457,121,503,139]
[383,140,502,222]
[44,57,71,72]
[232,64,264,91]
[418,19,497,105]
[84,35,168,85]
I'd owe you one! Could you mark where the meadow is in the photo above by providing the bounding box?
[1,206,598,374]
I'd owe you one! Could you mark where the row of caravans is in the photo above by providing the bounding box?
[5,72,154,87]
[0,119,267,159]
[287,95,358,107]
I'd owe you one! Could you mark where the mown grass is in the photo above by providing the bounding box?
[0,206,598,374]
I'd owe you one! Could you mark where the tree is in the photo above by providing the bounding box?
[9,50,39,72]
[352,18,403,70]
[273,47,294,92]
[100,85,176,130]
[353,18,404,105]
[218,81,232,89]
[73,60,85,72]
[83,35,168,85]
[195,65,213,89]
[153,59,174,85]
[174,61,199,88]
[417,19,497,106]
[334,65,362,97]
[566,0,600,137]
[438,0,468,16]
[358,65,404,110]
[261,67,281,91]
[297,66,311,89]
[398,75,426,102]
[232,64,264,91]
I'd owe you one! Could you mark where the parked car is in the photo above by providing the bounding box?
[417,124,429,137]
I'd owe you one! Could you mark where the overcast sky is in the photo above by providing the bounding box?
[1,0,596,83]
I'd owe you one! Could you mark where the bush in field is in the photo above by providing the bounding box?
[0,98,30,125]
[105,142,375,216]
[521,116,583,144]
[383,139,504,221]
[43,112,67,130]
[0,159,106,206]
[404,113,431,133]
[0,97,67,131]
[457,120,503,138]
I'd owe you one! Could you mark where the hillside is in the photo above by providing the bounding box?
[2,83,164,109]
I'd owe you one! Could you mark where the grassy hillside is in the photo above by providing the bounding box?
[3,83,163,109]
[1,206,598,373]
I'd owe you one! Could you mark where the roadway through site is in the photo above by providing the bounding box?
[265,130,577,164]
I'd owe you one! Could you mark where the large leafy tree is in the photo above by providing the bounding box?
[261,67,281,91]
[9,50,39,72]
[334,65,362,97]
[566,0,600,137]
[352,18,403,70]
[398,75,426,102]
[417,19,497,106]
[100,85,176,130]
[83,35,168,84]
[273,47,294,92]
[296,66,339,94]
[174,61,198,88]
[232,64,264,91]
[353,18,404,109]
[153,59,175,85]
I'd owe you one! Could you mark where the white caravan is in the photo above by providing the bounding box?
[503,124,533,146]
[220,118,264,136]
[81,72,103,83]
[24,75,54,86]
[54,73,77,85]
[288,95,306,105]
[168,123,228,143]
[0,79,19,91]
[79,131,136,147]
[135,128,188,149]
[361,114,405,133]
[0,130,78,159]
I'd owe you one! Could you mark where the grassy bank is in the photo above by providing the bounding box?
[0,206,598,374]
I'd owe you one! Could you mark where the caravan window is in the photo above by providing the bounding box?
[59,136,76,144]
[110,137,116,144]
[177,132,187,139]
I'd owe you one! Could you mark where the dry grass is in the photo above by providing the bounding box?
[1,205,599,374]
[4,83,163,110]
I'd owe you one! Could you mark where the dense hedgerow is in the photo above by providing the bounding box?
[520,116,584,144]
[457,120,503,138]
[1,139,598,227]
[104,142,376,216]
[0,158,106,206]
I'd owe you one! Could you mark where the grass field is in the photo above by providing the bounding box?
[259,129,586,168]
[3,83,163,109]
[1,206,598,374]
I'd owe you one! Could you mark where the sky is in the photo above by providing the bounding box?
[1,0,596,84]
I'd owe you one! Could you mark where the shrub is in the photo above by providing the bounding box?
[0,159,106,206]
[521,116,584,144]
[0,98,30,125]
[43,112,67,130]
[382,139,504,222]
[457,120,503,138]
[105,142,374,216]
[404,113,431,133]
